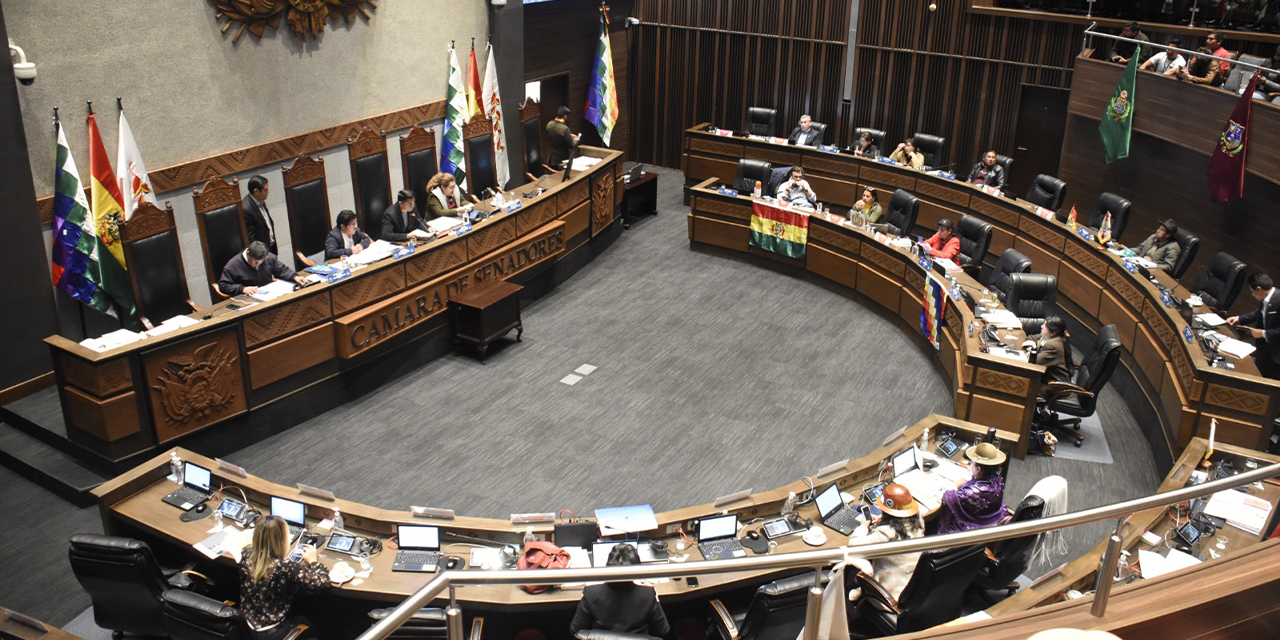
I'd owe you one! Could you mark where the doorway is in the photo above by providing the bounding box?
[1010,85,1070,197]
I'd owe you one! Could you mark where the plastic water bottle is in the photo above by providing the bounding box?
[523,526,535,545]
[782,491,797,516]
[753,181,762,198]
[169,452,183,485]
[333,507,344,532]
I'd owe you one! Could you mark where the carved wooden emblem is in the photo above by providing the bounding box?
[213,0,377,43]
[151,343,239,425]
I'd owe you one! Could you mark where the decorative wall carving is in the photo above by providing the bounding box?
[695,197,751,221]
[332,265,405,315]
[809,225,860,256]
[1106,268,1144,310]
[1017,216,1065,251]
[974,368,1030,396]
[347,127,388,159]
[803,155,858,177]
[60,355,132,397]
[1064,240,1108,279]
[916,180,970,207]
[1204,384,1270,416]
[688,137,744,157]
[212,0,377,43]
[591,173,616,235]
[242,292,333,347]
[556,181,590,212]
[143,328,247,442]
[970,197,1020,227]
[860,242,904,278]
[192,177,241,211]
[406,241,468,286]
[516,201,559,236]
[905,269,925,291]
[860,166,916,189]
[283,154,326,187]
[468,219,517,259]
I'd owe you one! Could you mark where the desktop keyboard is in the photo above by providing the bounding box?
[396,551,440,565]
[824,508,859,535]
[699,539,745,560]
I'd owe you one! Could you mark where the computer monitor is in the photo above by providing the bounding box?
[270,497,306,527]
[562,148,578,182]
[183,462,212,492]
[397,525,440,551]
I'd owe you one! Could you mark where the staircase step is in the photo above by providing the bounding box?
[0,421,107,507]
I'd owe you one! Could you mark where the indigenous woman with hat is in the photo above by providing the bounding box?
[934,442,1013,535]
[846,483,925,601]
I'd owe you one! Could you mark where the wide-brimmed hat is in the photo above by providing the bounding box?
[966,442,1007,467]
[876,483,919,517]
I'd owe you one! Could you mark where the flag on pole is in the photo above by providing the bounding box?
[1099,51,1140,164]
[1066,205,1078,229]
[1098,212,1113,245]
[87,112,128,273]
[1207,72,1257,203]
[466,43,483,120]
[442,45,469,191]
[116,106,154,220]
[920,275,946,350]
[483,44,510,190]
[584,6,619,146]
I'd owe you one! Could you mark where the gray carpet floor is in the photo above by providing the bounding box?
[0,166,1160,626]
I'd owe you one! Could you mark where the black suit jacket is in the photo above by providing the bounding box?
[381,203,428,243]
[546,119,577,168]
[1239,291,1280,364]
[787,126,823,147]
[323,226,371,260]
[218,251,297,296]
[569,582,670,638]
[241,194,278,255]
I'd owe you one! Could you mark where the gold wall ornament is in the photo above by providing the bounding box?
[213,0,378,44]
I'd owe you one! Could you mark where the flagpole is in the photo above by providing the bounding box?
[117,97,123,112]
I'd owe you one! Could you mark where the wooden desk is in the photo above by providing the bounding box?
[450,281,523,362]
[621,171,658,224]
[0,606,78,640]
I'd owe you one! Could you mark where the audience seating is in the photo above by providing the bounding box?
[121,201,197,330]
[995,154,1014,185]
[965,495,1046,608]
[399,124,440,213]
[987,248,1032,303]
[1170,227,1200,280]
[282,154,333,270]
[745,107,777,137]
[1025,174,1067,213]
[955,215,993,274]
[1195,251,1247,312]
[69,534,198,640]
[733,159,774,194]
[520,99,554,181]
[853,127,886,153]
[1223,54,1269,93]
[348,127,393,248]
[161,590,310,640]
[1090,192,1132,242]
[911,133,946,169]
[192,177,248,300]
[849,545,987,636]
[463,115,499,197]
[882,189,920,237]
[709,572,829,640]
[1006,273,1057,335]
[1036,324,1122,448]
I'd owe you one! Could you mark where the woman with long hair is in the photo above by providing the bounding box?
[846,483,926,601]
[239,516,328,640]
[425,173,477,220]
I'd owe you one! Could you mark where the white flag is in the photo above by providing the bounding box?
[483,44,510,190]
[116,110,154,220]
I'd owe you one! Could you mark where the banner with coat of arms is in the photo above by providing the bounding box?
[749,202,809,258]
[1099,51,1140,164]
[1208,72,1258,203]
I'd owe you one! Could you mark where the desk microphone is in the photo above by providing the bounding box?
[932,162,958,172]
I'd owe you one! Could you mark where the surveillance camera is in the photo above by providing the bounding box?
[14,61,35,85]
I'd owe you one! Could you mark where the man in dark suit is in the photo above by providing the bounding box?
[1228,272,1280,379]
[786,114,823,147]
[569,544,669,637]
[381,189,431,243]
[325,209,371,260]
[218,241,306,296]
[546,105,579,169]
[241,174,278,255]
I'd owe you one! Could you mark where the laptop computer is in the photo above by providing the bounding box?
[270,497,307,543]
[891,445,922,477]
[393,524,441,573]
[697,514,746,560]
[815,484,860,536]
[161,462,213,511]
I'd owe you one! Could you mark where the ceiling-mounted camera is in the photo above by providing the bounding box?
[10,39,36,85]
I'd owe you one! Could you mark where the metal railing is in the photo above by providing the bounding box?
[1084,22,1278,75]
[358,461,1280,640]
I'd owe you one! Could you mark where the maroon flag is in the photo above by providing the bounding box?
[1207,72,1258,203]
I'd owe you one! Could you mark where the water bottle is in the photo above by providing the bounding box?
[782,491,797,516]
[333,507,344,532]
[169,452,183,484]
[523,526,535,545]
[920,426,931,451]
[753,181,762,198]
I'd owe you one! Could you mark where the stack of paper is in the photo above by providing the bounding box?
[570,156,602,171]
[1204,489,1273,535]
[247,280,296,302]
[428,217,465,233]
[981,309,1022,329]
[892,469,946,512]
[1137,548,1201,579]
[194,526,252,561]
[1217,338,1257,360]
[143,315,200,338]
[1132,257,1158,269]
[933,257,962,272]
[80,328,145,352]
[348,240,398,265]
[1196,313,1227,327]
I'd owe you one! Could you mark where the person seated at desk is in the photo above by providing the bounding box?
[547,105,580,169]
[1139,39,1186,76]
[787,114,823,147]
[1227,272,1279,379]
[570,544,670,638]
[776,166,817,207]
[921,218,960,262]
[933,442,1012,535]
[239,516,328,640]
[218,241,306,297]
[967,150,1006,190]
[852,131,881,159]
[425,173,476,220]
[1131,219,1181,272]
[889,138,925,169]
[324,209,371,260]
[1030,316,1073,400]
[382,189,431,243]
[846,483,925,602]
[851,187,883,224]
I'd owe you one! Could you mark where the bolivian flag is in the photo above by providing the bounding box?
[749,202,809,258]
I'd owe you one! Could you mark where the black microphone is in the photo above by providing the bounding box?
[932,162,958,171]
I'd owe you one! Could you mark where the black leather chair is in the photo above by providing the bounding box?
[767,166,794,197]
[881,189,919,237]
[399,124,440,212]
[192,177,248,300]
[576,632,662,640]
[463,115,499,198]
[282,154,333,269]
[850,545,987,636]
[1195,251,1247,312]
[911,133,946,169]
[965,496,1046,608]
[955,215,993,274]
[162,590,309,640]
[709,572,829,640]
[853,127,886,154]
[1090,192,1132,242]
[348,128,393,245]
[1006,273,1057,334]
[122,201,198,330]
[995,154,1014,185]
[520,99,554,181]
[1170,227,1200,280]
[808,122,828,145]
[745,107,777,137]
[1025,174,1067,213]
[1036,324,1122,448]
[69,534,197,639]
[367,607,484,640]
[733,159,774,193]
[987,248,1032,303]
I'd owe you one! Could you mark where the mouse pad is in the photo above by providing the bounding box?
[741,535,770,555]
[179,506,211,522]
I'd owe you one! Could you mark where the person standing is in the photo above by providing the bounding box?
[1227,273,1280,379]
[546,106,580,169]
[242,175,278,256]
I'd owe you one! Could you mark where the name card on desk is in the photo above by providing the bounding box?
[717,186,739,197]
[1033,206,1055,220]
[878,156,899,165]
[503,200,523,213]
[392,246,416,259]
[1183,326,1195,344]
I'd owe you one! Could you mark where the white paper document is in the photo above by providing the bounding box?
[933,257,962,272]
[1217,338,1257,360]
[80,328,145,352]
[1203,489,1273,535]
[981,309,1022,329]
[247,280,296,302]
[428,217,465,233]
[348,240,398,265]
[1196,313,1227,327]
[1137,548,1201,579]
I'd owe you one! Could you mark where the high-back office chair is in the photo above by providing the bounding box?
[882,189,920,237]
[709,572,829,640]
[1037,324,1122,448]
[965,496,1046,608]
[995,154,1014,186]
[463,115,499,198]
[733,159,774,193]
[1170,227,1200,280]
[69,534,187,639]
[807,121,828,144]
[1006,273,1057,334]
[122,201,198,330]
[853,127,886,154]
[192,177,248,300]
[1224,54,1268,93]
[399,124,439,214]
[767,166,794,197]
[161,590,310,640]
[576,632,662,640]
[745,107,777,137]
[987,248,1032,303]
[1195,252,1247,312]
[1090,192,1132,242]
[348,128,393,246]
[911,133,946,169]
[520,99,554,181]
[1025,174,1067,213]
[850,545,987,636]
[282,154,333,269]
[368,607,484,640]
[955,215,993,274]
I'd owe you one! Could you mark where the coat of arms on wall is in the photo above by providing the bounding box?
[212,0,378,44]
[151,343,239,425]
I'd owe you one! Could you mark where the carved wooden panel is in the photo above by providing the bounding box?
[1064,240,1108,279]
[464,115,493,139]
[122,202,176,242]
[1140,299,1200,397]
[283,154,325,187]
[516,201,559,236]
[973,367,1031,396]
[347,127,388,160]
[1106,267,1145,310]
[689,137,744,157]
[905,269,925,291]
[591,172,616,236]
[520,98,541,123]
[809,224,860,256]
[945,305,966,356]
[406,239,468,286]
[695,197,752,221]
[142,327,246,443]
[468,218,517,258]
[860,166,917,190]
[1203,384,1270,416]
[1017,215,1065,251]
[860,242,904,278]
[192,176,241,213]
[556,180,590,212]
[752,146,801,167]
[916,179,970,207]
[970,196,1020,227]
[242,291,332,347]
[802,155,858,177]
[60,354,132,397]
[332,264,405,315]
[398,124,436,155]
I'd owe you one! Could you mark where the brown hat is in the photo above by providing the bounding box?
[876,483,919,517]
[966,442,1007,467]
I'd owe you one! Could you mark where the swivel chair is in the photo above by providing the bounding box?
[881,189,920,237]
[849,545,987,636]
[911,133,947,169]
[69,534,203,639]
[733,159,774,194]
[964,496,1046,608]
[995,154,1014,186]
[852,128,886,155]
[1006,273,1057,335]
[161,590,311,640]
[1170,227,1200,280]
[955,215,993,275]
[808,121,828,145]
[1089,192,1132,242]
[709,572,829,640]
[987,248,1032,303]
[745,108,778,137]
[1036,324,1122,448]
[1025,174,1067,213]
[1194,251,1247,312]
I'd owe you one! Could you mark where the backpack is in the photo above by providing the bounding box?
[517,540,572,594]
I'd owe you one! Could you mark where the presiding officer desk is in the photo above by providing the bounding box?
[683,124,1280,463]
[43,147,623,469]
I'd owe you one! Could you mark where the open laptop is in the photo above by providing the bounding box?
[697,514,746,560]
[161,462,213,511]
[815,484,860,536]
[270,497,307,543]
[392,524,441,573]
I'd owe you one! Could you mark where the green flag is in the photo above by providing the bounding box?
[1100,51,1140,164]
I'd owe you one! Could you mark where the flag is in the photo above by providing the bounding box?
[483,44,510,189]
[116,107,154,220]
[50,119,131,316]
[442,45,469,191]
[749,202,808,258]
[1099,52,1139,164]
[920,275,946,350]
[87,112,128,272]
[466,43,483,120]
[1098,212,1113,245]
[1208,72,1257,203]
[584,7,619,146]
[1066,205,1078,229]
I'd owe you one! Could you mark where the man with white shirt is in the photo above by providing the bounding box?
[324,210,371,260]
[241,175,278,255]
[1227,273,1280,379]
[786,115,823,147]
[1138,40,1186,76]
